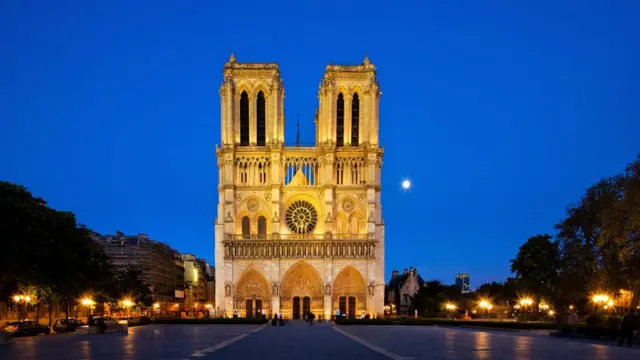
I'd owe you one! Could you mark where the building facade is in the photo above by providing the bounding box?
[98,231,185,309]
[386,267,425,315]
[455,273,470,293]
[214,54,385,319]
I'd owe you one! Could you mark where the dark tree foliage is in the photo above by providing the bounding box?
[510,234,560,298]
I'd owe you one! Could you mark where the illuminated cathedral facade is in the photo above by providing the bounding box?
[214,54,385,319]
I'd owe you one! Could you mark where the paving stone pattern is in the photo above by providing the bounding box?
[2,321,640,359]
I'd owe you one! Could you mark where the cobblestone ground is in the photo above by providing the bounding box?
[2,322,640,359]
[338,325,640,360]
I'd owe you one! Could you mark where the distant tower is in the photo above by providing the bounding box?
[455,273,470,293]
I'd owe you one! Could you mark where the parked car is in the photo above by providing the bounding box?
[53,318,82,333]
[1,321,51,337]
[87,316,118,333]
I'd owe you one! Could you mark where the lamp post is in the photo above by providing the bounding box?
[445,303,457,319]
[81,297,95,317]
[478,300,492,319]
[519,298,533,322]
[13,295,31,322]
[121,298,133,317]
[592,294,610,313]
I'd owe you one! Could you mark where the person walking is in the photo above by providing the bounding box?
[619,311,638,347]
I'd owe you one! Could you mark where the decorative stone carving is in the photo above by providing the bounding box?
[325,284,332,295]
[272,283,279,296]
[342,198,355,213]
[316,190,323,199]
[264,192,272,201]
[225,283,233,296]
[357,193,366,201]
[235,193,243,201]
[247,197,260,212]
[368,282,376,296]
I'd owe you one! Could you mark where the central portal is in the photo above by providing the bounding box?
[280,261,324,319]
[292,296,311,319]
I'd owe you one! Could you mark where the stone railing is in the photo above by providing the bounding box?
[222,235,377,260]
[228,233,374,241]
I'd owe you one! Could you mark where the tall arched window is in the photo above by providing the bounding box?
[240,91,250,146]
[349,216,358,235]
[336,217,344,234]
[256,91,266,146]
[257,216,267,238]
[351,93,359,146]
[241,216,250,239]
[336,93,344,147]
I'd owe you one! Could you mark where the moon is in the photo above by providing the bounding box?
[401,179,411,190]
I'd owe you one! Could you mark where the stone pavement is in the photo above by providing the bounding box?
[2,321,640,359]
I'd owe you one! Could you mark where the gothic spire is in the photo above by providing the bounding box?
[363,53,371,66]
[228,52,236,63]
[296,114,300,147]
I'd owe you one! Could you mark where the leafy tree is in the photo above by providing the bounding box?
[510,234,560,299]
[112,265,152,307]
[0,182,54,293]
[1,181,116,319]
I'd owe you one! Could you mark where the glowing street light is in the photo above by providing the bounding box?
[548,310,555,316]
[153,303,160,309]
[13,294,31,321]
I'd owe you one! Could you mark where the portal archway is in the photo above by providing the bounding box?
[235,269,271,318]
[333,266,366,318]
[280,261,324,319]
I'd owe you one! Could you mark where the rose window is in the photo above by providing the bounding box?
[285,200,318,234]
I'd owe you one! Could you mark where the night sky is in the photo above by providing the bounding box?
[2,1,639,287]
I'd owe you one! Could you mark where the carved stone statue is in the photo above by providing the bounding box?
[225,284,232,296]
[325,284,332,295]
[272,283,279,296]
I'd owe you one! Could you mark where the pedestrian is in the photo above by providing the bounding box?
[272,314,278,326]
[619,311,638,347]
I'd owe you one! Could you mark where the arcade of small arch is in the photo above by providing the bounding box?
[231,262,367,319]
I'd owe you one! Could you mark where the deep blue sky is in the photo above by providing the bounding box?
[2,1,639,287]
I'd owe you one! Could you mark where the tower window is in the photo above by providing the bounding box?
[351,93,359,146]
[241,216,250,239]
[240,91,249,146]
[336,93,344,147]
[349,216,358,235]
[257,216,267,238]
[256,91,266,146]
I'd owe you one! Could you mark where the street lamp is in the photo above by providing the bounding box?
[519,298,533,322]
[13,294,31,321]
[445,303,457,319]
[592,294,610,313]
[81,297,95,316]
[478,300,492,319]
[121,298,133,317]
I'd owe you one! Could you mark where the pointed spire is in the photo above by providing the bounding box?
[363,53,371,66]
[296,114,300,147]
[228,52,236,63]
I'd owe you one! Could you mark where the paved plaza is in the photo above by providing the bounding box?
[1,322,639,359]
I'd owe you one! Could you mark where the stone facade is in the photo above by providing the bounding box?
[214,54,384,319]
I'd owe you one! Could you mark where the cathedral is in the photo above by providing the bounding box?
[214,54,385,319]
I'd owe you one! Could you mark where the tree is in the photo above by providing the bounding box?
[1,181,117,320]
[554,155,640,308]
[112,265,152,307]
[0,182,54,293]
[510,234,560,299]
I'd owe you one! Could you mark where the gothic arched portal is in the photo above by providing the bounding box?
[235,269,271,318]
[280,261,324,319]
[333,266,366,319]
